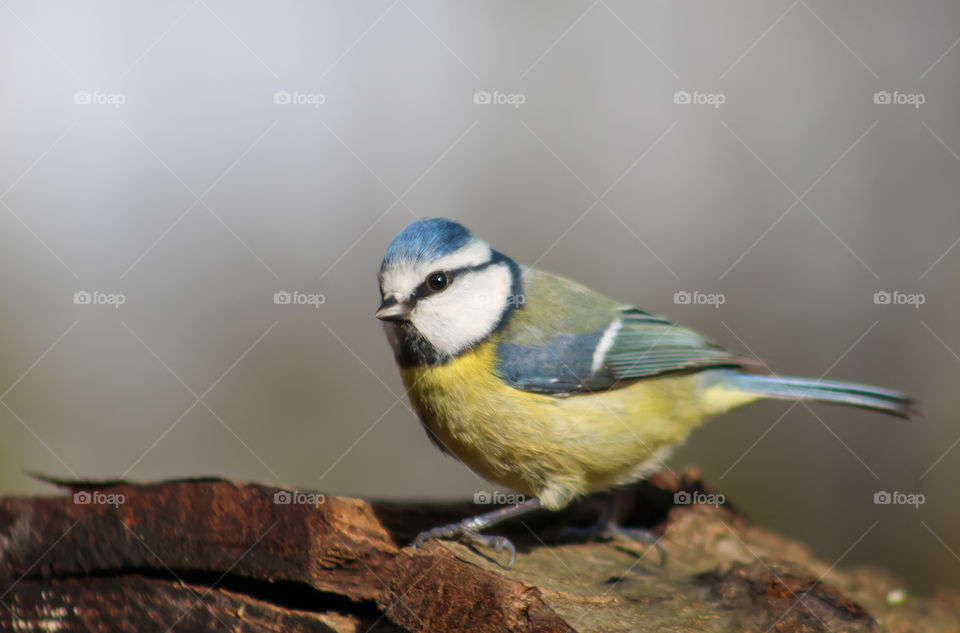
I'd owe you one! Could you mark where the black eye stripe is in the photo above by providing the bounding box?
[448,258,500,277]
[410,258,500,302]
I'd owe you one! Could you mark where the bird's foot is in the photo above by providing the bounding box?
[411,520,517,568]
[558,522,665,565]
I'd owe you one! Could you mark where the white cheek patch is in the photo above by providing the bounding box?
[411,263,513,357]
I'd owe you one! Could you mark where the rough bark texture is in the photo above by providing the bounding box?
[0,472,956,632]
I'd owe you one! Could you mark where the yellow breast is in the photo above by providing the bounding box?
[399,341,757,510]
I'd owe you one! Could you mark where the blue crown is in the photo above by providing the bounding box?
[381,218,473,269]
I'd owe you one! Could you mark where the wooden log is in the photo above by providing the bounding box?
[0,472,955,632]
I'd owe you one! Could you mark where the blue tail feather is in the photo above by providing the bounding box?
[717,371,916,419]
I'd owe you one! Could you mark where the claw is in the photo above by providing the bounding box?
[479,534,516,568]
[411,520,518,568]
[558,523,666,566]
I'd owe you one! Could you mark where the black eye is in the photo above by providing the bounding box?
[426,271,450,292]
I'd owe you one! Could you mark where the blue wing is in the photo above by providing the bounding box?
[496,329,618,393]
[493,269,757,395]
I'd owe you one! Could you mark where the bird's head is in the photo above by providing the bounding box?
[377,218,521,364]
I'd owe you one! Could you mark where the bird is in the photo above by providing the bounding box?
[375,218,914,566]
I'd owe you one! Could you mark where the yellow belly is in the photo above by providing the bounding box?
[399,341,757,510]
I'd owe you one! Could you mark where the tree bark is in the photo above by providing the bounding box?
[0,472,955,632]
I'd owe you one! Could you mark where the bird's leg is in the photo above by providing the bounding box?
[558,489,665,565]
[411,497,542,567]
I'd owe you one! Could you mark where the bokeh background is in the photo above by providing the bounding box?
[1,0,958,594]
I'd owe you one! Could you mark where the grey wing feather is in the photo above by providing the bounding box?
[602,309,756,381]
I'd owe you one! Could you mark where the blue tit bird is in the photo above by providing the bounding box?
[376,218,915,566]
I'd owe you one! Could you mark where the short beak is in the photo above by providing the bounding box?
[376,297,412,321]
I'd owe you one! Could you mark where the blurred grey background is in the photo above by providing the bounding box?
[1,0,958,594]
